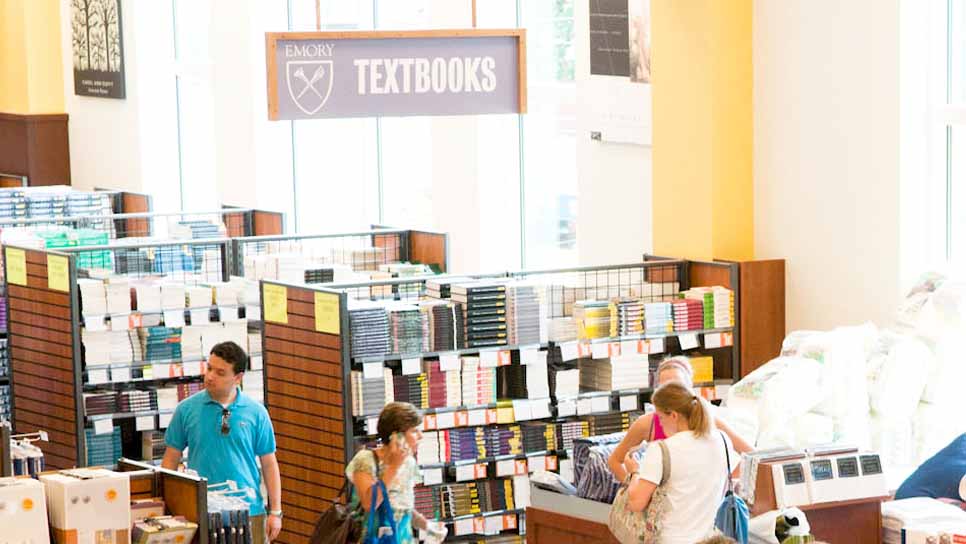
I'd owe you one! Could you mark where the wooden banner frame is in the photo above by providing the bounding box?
[265,29,527,120]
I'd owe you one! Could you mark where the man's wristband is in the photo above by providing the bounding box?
[269,510,283,518]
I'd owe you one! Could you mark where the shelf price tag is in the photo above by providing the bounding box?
[591,396,611,413]
[436,411,456,429]
[135,416,155,431]
[93,418,113,435]
[621,339,641,355]
[529,455,546,472]
[496,459,516,477]
[620,395,639,412]
[520,346,542,365]
[422,414,438,431]
[402,357,421,376]
[163,309,185,328]
[159,413,173,428]
[455,463,475,482]
[578,342,592,358]
[485,516,503,535]
[557,399,576,417]
[480,350,499,368]
[680,333,699,351]
[649,337,665,354]
[454,411,469,427]
[497,350,512,366]
[467,409,486,427]
[559,341,579,362]
[439,352,460,371]
[422,467,443,486]
[362,361,383,380]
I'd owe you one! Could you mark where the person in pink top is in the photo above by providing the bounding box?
[607,356,753,481]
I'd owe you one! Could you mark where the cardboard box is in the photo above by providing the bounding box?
[0,477,50,544]
[40,469,131,544]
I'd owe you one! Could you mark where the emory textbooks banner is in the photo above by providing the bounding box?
[70,0,126,99]
[265,30,527,120]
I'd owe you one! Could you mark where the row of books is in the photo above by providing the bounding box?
[78,276,259,318]
[83,322,256,368]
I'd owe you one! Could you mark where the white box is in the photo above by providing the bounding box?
[0,477,50,544]
[40,469,132,544]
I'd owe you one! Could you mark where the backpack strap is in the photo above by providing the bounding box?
[719,431,733,493]
[658,440,671,485]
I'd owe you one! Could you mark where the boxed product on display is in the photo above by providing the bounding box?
[132,516,198,544]
[0,477,51,544]
[40,468,132,544]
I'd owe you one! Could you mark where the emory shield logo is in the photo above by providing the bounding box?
[286,60,333,115]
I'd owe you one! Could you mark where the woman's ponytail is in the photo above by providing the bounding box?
[652,382,713,437]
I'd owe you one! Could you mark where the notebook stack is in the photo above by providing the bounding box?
[139,327,182,361]
[392,373,428,409]
[425,360,461,409]
[117,390,158,413]
[682,286,734,328]
[247,332,262,358]
[498,356,550,400]
[348,303,391,360]
[0,338,9,380]
[0,190,27,219]
[180,326,206,362]
[331,247,385,272]
[417,431,444,465]
[82,330,113,366]
[547,316,577,342]
[574,301,610,340]
[185,285,213,310]
[0,384,10,422]
[506,284,541,346]
[556,421,590,451]
[303,267,334,284]
[483,425,523,457]
[610,298,644,337]
[66,192,113,217]
[582,411,641,437]
[174,220,222,240]
[439,482,484,519]
[460,357,497,407]
[451,282,508,349]
[0,294,7,332]
[79,279,108,316]
[479,479,515,513]
[422,300,464,351]
[672,298,705,332]
[351,368,394,417]
[26,192,66,220]
[579,354,651,392]
[643,302,674,334]
[447,427,485,462]
[84,392,118,416]
[521,421,557,453]
[85,426,122,466]
[388,304,429,356]
[414,485,443,521]
[72,230,113,270]
[425,277,472,300]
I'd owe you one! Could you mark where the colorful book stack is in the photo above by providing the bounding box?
[303,268,334,284]
[0,189,27,219]
[460,357,497,407]
[574,300,610,340]
[388,304,429,356]
[417,431,444,465]
[0,293,7,332]
[351,368,394,417]
[85,426,122,466]
[609,298,644,337]
[483,425,523,457]
[0,384,10,422]
[139,327,182,361]
[422,300,464,351]
[447,427,484,462]
[176,382,204,401]
[153,246,195,274]
[440,482,486,519]
[414,485,443,520]
[581,411,641,436]
[451,282,508,349]
[425,361,461,409]
[643,302,673,334]
[392,373,428,410]
[117,390,159,413]
[83,392,118,416]
[671,298,704,332]
[520,421,557,453]
[347,304,391,360]
[505,284,541,346]
[556,421,590,451]
[578,353,651,392]
[0,338,8,379]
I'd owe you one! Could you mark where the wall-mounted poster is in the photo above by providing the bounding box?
[71,0,126,99]
[628,0,651,83]
[589,0,630,77]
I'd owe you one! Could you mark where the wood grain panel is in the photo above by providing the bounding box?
[12,399,75,425]
[12,372,74,396]
[409,231,447,272]
[264,321,337,348]
[265,366,341,393]
[262,335,341,362]
[8,283,70,305]
[275,436,344,463]
[739,259,785,377]
[526,508,618,544]
[276,449,345,477]
[14,408,77,434]
[266,394,344,421]
[270,410,343,435]
[12,384,75,410]
[8,321,73,346]
[265,381,344,410]
[276,461,343,489]
[5,309,72,332]
[252,210,284,236]
[263,351,342,378]
[689,261,734,289]
[10,353,75,377]
[7,297,72,320]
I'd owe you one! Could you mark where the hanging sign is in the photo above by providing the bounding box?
[266,29,527,120]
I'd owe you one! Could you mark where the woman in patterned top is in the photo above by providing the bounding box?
[346,402,428,543]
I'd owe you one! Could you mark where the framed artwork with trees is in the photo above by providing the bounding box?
[71,0,126,99]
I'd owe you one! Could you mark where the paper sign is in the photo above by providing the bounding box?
[422,468,443,486]
[591,395,611,413]
[402,358,421,375]
[439,352,460,371]
[111,314,131,331]
[559,341,579,362]
[190,308,210,325]
[436,411,456,429]
[591,343,610,359]
[454,519,474,536]
[496,405,515,424]
[496,459,516,477]
[163,309,185,328]
[621,339,641,355]
[87,368,109,385]
[679,333,699,350]
[85,316,107,332]
[649,337,665,354]
[620,395,638,412]
[485,516,503,535]
[455,411,469,427]
[557,399,576,417]
[93,418,113,435]
[497,350,512,366]
[362,361,383,380]
[520,346,541,365]
[128,313,143,329]
[262,284,288,324]
[473,517,485,535]
[504,514,518,530]
[468,409,486,427]
[529,456,546,472]
[511,399,531,421]
[546,456,559,471]
[153,364,172,378]
[5,247,26,286]
[722,332,734,346]
[577,397,593,416]
[515,459,528,475]
[530,400,552,419]
[111,367,131,383]
[578,342,592,358]
[136,416,155,431]
[314,291,340,334]
[423,414,438,431]
[475,464,488,479]
[456,464,476,482]
[704,332,722,349]
[366,417,379,435]
[159,413,173,428]
[480,350,499,368]
[47,255,69,291]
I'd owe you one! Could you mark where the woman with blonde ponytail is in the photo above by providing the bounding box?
[623,382,739,543]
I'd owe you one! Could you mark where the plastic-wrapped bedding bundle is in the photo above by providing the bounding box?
[867,332,933,419]
[727,356,824,441]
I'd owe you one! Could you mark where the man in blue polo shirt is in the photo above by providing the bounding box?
[163,341,282,542]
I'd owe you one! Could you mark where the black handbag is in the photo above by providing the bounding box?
[309,480,363,544]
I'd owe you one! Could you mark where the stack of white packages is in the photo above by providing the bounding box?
[712,287,734,328]
[643,302,673,334]
[248,332,262,357]
[105,277,132,315]
[134,283,162,313]
[211,282,242,321]
[110,330,136,363]
[417,431,443,465]
[525,358,550,399]
[460,356,496,407]
[547,317,577,343]
[181,325,206,361]
[156,387,179,411]
[506,283,542,346]
[82,329,112,366]
[579,353,650,392]
[161,283,186,311]
[275,254,306,284]
[79,279,108,317]
[234,277,260,321]
[881,498,966,544]
[185,285,212,308]
[553,368,580,399]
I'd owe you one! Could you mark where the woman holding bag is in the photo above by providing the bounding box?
[345,402,444,543]
[622,382,740,544]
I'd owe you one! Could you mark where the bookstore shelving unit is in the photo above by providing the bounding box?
[117,458,211,544]
[0,422,11,476]
[258,259,742,543]
[220,204,286,238]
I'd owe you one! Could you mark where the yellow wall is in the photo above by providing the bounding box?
[651,0,754,261]
[0,0,65,114]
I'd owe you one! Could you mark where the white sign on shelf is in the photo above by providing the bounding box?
[649,337,665,354]
[511,399,532,421]
[455,464,476,482]
[93,418,113,435]
[591,343,610,360]
[679,333,699,351]
[591,395,611,413]
[496,459,516,477]
[87,368,109,385]
[402,358,421,375]
[704,333,722,349]
[620,395,638,412]
[529,455,546,473]
[436,411,456,429]
[190,308,210,325]
[557,399,577,418]
[467,409,487,427]
[559,341,579,362]
[159,412,174,428]
[422,467,443,486]
[520,346,542,365]
[530,400,552,420]
[163,309,185,328]
[577,397,594,416]
[135,415,155,432]
[480,350,499,368]
[439,352,460,371]
[362,361,383,380]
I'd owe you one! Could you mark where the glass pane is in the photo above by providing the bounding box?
[951,125,966,264]
[380,117,434,230]
[952,0,966,103]
[289,0,374,31]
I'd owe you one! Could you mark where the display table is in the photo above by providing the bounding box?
[526,486,618,544]
[797,496,888,544]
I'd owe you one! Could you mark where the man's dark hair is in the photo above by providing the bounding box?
[210,341,249,375]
